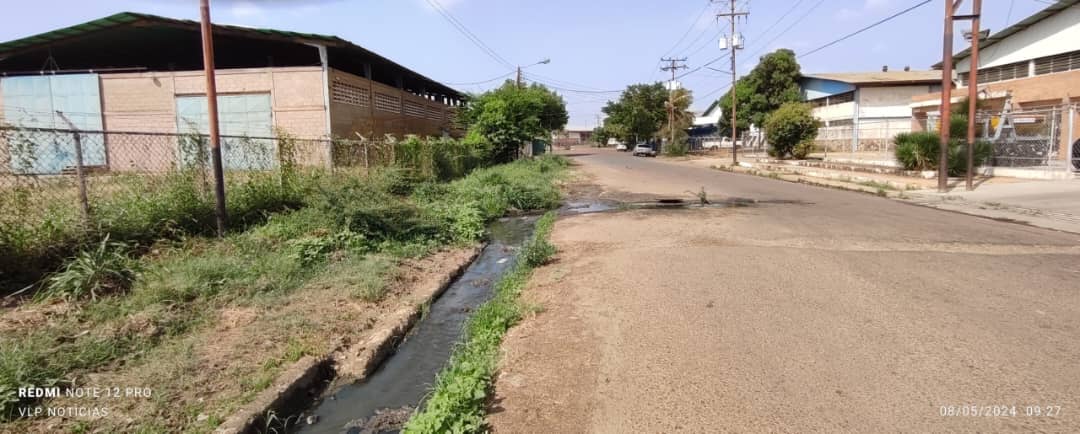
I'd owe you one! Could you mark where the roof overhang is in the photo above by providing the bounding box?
[933,0,1080,68]
[0,12,464,99]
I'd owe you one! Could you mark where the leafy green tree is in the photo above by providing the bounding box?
[458,81,568,163]
[717,49,802,137]
[658,88,695,155]
[601,83,668,143]
[763,102,819,159]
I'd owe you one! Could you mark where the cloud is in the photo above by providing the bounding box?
[420,0,465,11]
[835,8,860,21]
[836,0,893,21]
[229,1,265,18]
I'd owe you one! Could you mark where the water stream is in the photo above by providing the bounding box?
[295,216,538,434]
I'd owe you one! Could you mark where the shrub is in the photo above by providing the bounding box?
[893,131,940,171]
[791,140,815,160]
[663,140,689,157]
[893,116,992,175]
[37,236,140,302]
[764,102,819,159]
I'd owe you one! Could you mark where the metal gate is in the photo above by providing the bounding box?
[985,107,1061,168]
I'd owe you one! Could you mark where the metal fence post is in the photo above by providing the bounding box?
[1069,104,1076,175]
[55,111,91,225]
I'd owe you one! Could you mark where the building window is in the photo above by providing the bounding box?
[806,91,855,108]
[374,92,400,113]
[404,101,426,118]
[176,93,274,170]
[0,74,106,174]
[961,60,1028,86]
[1034,50,1080,76]
[331,80,370,107]
[828,119,854,127]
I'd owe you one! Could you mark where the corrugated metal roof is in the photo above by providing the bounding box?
[0,12,463,97]
[801,71,942,86]
[0,12,342,54]
[934,0,1080,68]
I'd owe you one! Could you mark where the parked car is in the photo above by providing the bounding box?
[702,139,723,150]
[632,143,657,157]
[615,143,629,152]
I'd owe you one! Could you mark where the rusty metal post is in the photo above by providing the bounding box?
[938,0,957,192]
[965,0,982,191]
[200,0,228,236]
[55,111,90,225]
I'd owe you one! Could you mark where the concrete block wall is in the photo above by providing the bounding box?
[98,67,329,169]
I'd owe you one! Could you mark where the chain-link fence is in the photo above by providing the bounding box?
[920,105,1075,172]
[687,134,768,154]
[812,118,911,154]
[0,126,394,242]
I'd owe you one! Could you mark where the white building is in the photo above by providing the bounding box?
[799,70,942,152]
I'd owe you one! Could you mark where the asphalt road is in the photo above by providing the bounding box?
[488,148,1080,433]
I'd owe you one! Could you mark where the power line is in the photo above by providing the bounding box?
[742,0,806,52]
[662,1,715,57]
[423,0,515,71]
[524,72,611,91]
[799,0,933,58]
[743,0,826,61]
[675,53,731,80]
[442,72,514,86]
[523,74,622,94]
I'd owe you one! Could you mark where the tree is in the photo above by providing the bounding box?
[716,49,802,137]
[601,83,668,143]
[763,102,819,159]
[659,88,695,155]
[458,81,568,163]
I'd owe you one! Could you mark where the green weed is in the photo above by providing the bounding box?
[38,236,141,302]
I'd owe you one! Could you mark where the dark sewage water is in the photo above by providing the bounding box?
[294,216,538,434]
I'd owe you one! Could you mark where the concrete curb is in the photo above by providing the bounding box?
[214,246,483,434]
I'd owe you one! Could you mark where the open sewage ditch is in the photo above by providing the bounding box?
[258,196,794,433]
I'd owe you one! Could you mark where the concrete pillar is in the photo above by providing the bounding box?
[852,89,861,154]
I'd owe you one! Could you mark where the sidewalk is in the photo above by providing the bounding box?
[906,181,1080,234]
[664,151,1080,234]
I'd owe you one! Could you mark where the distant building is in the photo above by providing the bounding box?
[0,12,464,173]
[912,0,1080,167]
[552,129,594,147]
[798,70,942,152]
[689,102,722,138]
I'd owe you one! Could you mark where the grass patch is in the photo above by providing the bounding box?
[857,180,897,191]
[0,156,568,426]
[403,212,557,433]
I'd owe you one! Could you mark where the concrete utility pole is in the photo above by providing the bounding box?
[516,58,551,89]
[200,0,227,236]
[956,0,983,191]
[718,0,747,165]
[937,0,962,193]
[661,57,688,148]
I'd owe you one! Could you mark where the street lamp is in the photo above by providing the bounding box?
[517,58,551,88]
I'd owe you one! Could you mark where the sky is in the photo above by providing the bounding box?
[0,0,1048,129]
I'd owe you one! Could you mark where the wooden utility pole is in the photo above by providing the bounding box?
[200,0,228,236]
[516,66,522,89]
[718,0,747,165]
[661,57,688,148]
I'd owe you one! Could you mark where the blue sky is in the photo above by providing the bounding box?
[0,0,1046,129]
